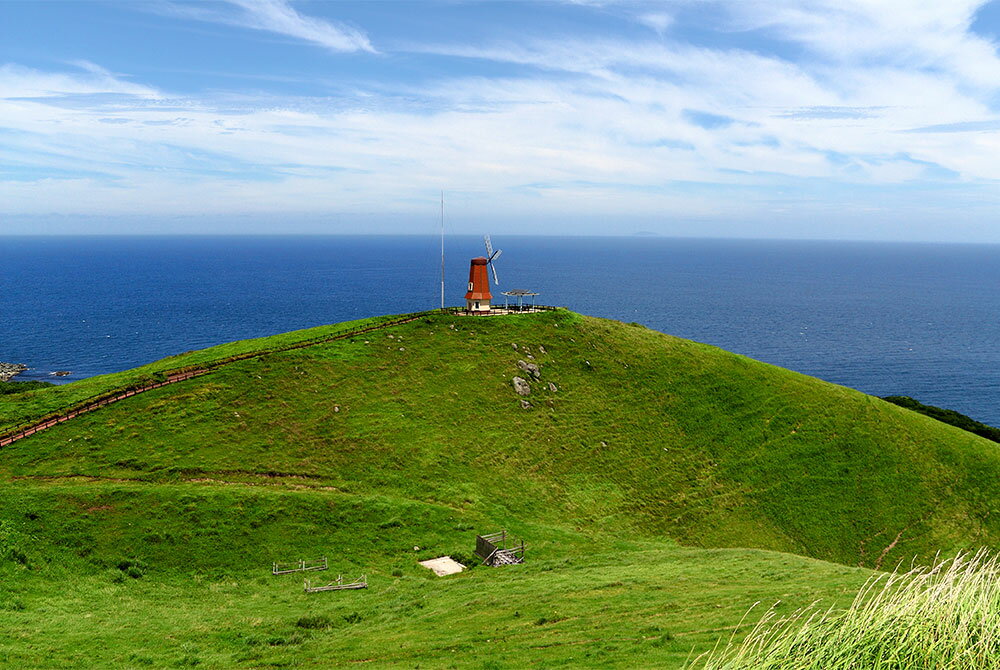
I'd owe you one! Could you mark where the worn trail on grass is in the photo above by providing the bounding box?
[0,313,426,449]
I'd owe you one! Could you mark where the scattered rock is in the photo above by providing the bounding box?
[512,343,518,350]
[399,347,406,351]
[512,377,531,396]
[548,382,558,392]
[413,546,420,551]
[449,324,456,330]
[538,345,547,354]
[0,363,27,382]
[600,441,608,447]
[334,406,341,413]
[517,360,541,379]
[519,399,532,410]
[526,354,535,360]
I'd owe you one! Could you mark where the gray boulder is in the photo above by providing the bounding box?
[512,376,531,396]
[517,359,541,379]
[0,363,27,382]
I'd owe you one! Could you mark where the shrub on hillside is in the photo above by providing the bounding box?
[882,396,1000,443]
[692,551,1000,670]
[0,381,54,395]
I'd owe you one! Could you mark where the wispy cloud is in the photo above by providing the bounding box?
[157,0,375,53]
[5,1,1000,238]
[0,61,160,99]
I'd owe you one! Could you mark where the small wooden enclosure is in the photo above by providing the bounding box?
[475,530,525,566]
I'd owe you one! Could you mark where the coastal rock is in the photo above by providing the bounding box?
[52,371,71,377]
[512,376,531,396]
[0,363,28,382]
[517,359,541,379]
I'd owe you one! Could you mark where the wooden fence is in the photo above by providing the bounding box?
[0,311,437,449]
[272,557,328,575]
[475,530,526,566]
[304,575,367,593]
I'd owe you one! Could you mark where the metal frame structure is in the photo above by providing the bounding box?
[501,289,540,312]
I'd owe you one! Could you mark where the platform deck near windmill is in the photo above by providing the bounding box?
[452,305,555,316]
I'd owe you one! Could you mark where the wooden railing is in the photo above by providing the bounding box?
[475,530,526,566]
[0,310,437,449]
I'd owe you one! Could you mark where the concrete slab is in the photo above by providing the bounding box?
[419,556,466,576]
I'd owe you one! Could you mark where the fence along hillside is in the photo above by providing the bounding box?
[0,311,435,448]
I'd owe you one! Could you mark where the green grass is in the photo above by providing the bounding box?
[0,312,419,434]
[692,551,1000,670]
[3,309,1000,667]
[0,481,869,669]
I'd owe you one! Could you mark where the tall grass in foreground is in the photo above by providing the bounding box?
[692,551,1000,670]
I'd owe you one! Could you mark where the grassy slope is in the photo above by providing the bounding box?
[0,313,411,432]
[0,481,867,669]
[2,309,999,667]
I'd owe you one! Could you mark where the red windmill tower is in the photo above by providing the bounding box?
[465,235,502,312]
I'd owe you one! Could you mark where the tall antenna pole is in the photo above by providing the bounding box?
[440,190,445,310]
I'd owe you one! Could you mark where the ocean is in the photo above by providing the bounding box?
[3,235,1000,425]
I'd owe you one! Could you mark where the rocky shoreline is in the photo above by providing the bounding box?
[0,362,28,382]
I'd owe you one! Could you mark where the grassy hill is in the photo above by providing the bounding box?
[2,309,999,667]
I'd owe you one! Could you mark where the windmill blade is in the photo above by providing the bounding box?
[490,248,502,262]
[490,260,500,285]
[484,235,493,258]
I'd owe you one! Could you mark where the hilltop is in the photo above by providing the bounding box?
[2,309,1000,668]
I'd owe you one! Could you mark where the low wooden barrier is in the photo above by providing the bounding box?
[304,575,367,593]
[475,530,526,566]
[0,311,437,449]
[273,557,328,575]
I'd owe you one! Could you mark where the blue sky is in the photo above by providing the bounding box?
[3,0,1000,240]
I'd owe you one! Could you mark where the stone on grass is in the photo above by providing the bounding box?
[512,377,531,396]
[517,360,541,379]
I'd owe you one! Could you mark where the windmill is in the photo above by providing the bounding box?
[484,235,502,285]
[464,235,502,312]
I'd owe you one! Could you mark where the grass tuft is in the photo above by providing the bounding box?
[693,550,1000,670]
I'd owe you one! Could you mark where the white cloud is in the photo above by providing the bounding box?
[157,0,375,53]
[637,12,674,35]
[0,62,160,99]
[5,1,1000,238]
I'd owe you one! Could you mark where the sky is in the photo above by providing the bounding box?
[3,0,1000,240]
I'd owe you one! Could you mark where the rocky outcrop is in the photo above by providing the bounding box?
[512,376,531,396]
[0,363,27,382]
[517,359,540,379]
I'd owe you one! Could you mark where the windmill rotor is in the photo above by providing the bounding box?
[484,235,502,285]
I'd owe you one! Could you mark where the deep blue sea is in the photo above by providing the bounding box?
[3,235,1000,425]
